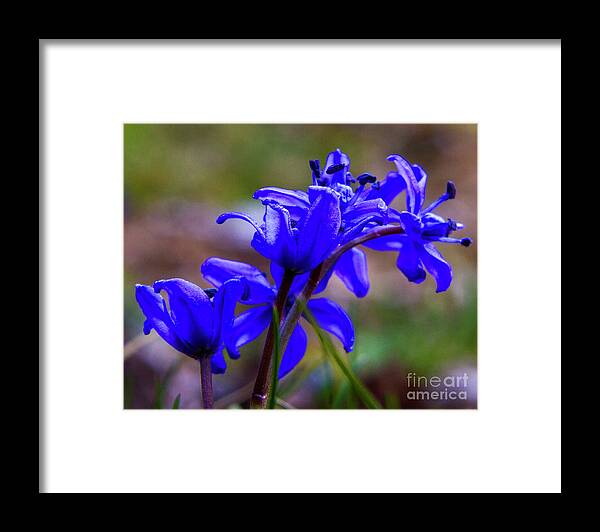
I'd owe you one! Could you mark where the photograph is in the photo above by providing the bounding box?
[124,124,477,409]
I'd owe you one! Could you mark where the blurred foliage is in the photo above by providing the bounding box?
[124,124,477,409]
[125,124,477,213]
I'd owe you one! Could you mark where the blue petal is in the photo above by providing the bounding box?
[135,284,191,355]
[385,207,403,224]
[419,243,453,293]
[225,304,272,359]
[412,164,429,201]
[333,184,354,207]
[323,149,351,186]
[398,211,424,237]
[270,262,309,296]
[152,278,214,353]
[334,247,370,298]
[396,241,426,284]
[387,155,425,214]
[270,261,332,296]
[368,171,407,205]
[211,348,227,374]
[210,277,248,348]
[253,187,310,218]
[421,213,453,239]
[362,232,407,252]
[201,257,275,305]
[278,324,308,379]
[306,298,355,352]
[340,216,381,245]
[342,198,387,225]
[313,264,335,295]
[252,202,297,269]
[295,186,341,271]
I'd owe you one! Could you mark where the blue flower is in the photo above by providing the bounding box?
[255,149,389,235]
[217,186,343,274]
[201,257,355,379]
[245,149,386,297]
[135,277,248,374]
[364,154,472,292]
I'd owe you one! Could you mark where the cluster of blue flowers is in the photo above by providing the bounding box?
[136,149,471,404]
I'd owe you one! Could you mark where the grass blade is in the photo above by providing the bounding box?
[304,308,381,409]
[172,393,181,409]
[267,306,281,410]
[153,358,184,409]
[275,397,295,409]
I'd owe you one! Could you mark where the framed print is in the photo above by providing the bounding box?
[40,39,561,493]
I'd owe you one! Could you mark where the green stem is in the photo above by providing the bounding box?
[267,307,281,410]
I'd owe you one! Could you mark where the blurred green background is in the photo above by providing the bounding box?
[124,124,477,409]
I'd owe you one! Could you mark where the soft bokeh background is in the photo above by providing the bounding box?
[124,124,477,409]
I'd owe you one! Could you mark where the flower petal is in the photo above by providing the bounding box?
[398,211,423,237]
[385,207,403,224]
[210,277,249,348]
[421,213,453,239]
[396,241,426,284]
[253,187,310,218]
[387,154,425,214]
[323,149,351,186]
[334,247,370,298]
[225,305,272,359]
[362,232,407,252]
[295,186,341,271]
[278,324,308,379]
[270,262,309,295]
[153,278,214,352]
[135,284,191,355]
[419,243,453,293]
[306,298,355,352]
[340,216,381,244]
[201,257,275,305]
[314,265,335,295]
[252,202,297,269]
[412,164,428,201]
[342,198,387,225]
[210,348,227,374]
[368,171,407,205]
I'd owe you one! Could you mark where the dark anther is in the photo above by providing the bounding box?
[446,181,457,199]
[460,238,472,247]
[309,160,321,184]
[325,163,346,175]
[357,173,377,185]
[203,288,218,298]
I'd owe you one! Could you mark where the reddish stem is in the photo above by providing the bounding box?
[199,356,214,409]
[250,269,295,409]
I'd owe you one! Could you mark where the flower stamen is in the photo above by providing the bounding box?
[421,181,457,215]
